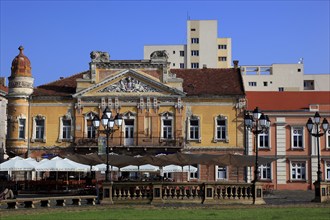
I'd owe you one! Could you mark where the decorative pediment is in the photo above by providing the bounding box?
[98,76,161,93]
[73,69,185,98]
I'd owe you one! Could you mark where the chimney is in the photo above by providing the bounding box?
[202,64,207,69]
[233,60,239,69]
[0,77,5,86]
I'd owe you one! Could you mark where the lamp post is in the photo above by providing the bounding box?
[92,106,123,182]
[306,112,329,184]
[244,107,270,204]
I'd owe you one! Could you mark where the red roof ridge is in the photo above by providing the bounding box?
[37,70,88,88]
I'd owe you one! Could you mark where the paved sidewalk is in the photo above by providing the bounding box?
[264,190,315,205]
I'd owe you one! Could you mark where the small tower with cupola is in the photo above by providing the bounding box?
[6,46,34,157]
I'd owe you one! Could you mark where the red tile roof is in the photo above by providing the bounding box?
[246,91,330,111]
[33,71,86,96]
[171,68,245,96]
[32,68,245,97]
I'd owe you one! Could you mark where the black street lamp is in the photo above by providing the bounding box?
[306,112,329,183]
[92,106,123,182]
[244,107,270,204]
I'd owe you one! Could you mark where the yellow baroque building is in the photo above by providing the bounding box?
[6,47,246,181]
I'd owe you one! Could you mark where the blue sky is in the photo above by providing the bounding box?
[1,0,329,86]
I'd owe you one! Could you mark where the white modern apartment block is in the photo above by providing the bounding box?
[144,20,232,69]
[241,63,330,91]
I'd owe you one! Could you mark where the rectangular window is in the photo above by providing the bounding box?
[191,28,196,31]
[263,82,268,86]
[327,130,330,149]
[36,119,44,140]
[173,63,176,67]
[62,119,71,139]
[326,161,330,181]
[191,50,199,56]
[191,38,199,44]
[216,166,227,180]
[259,163,271,180]
[191,63,199,69]
[163,119,172,139]
[259,132,270,148]
[218,45,227,50]
[190,172,198,179]
[87,120,96,138]
[180,63,185,68]
[189,119,199,140]
[173,51,175,54]
[279,87,284,91]
[19,119,25,139]
[216,119,226,140]
[180,51,185,57]
[292,127,303,149]
[218,57,227,62]
[248,82,257,87]
[291,162,306,180]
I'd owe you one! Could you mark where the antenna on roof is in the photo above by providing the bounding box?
[298,58,304,64]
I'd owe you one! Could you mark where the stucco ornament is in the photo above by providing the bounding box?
[150,50,168,60]
[98,77,160,93]
[90,51,110,62]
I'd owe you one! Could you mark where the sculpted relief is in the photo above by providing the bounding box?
[98,77,160,93]
[90,51,110,62]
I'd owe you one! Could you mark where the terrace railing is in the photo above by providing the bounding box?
[103,181,265,205]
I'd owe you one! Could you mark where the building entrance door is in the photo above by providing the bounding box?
[124,119,134,146]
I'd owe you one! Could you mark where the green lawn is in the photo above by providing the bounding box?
[2,206,330,220]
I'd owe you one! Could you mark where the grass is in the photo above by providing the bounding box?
[1,205,330,220]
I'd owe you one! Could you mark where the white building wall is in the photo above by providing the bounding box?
[144,45,186,68]
[303,74,330,91]
[242,64,305,91]
[276,118,287,184]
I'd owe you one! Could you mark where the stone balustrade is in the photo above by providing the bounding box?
[103,182,265,205]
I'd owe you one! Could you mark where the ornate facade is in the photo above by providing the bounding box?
[6,47,246,182]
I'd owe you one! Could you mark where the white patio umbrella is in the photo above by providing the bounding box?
[35,157,79,190]
[63,158,90,172]
[163,165,197,172]
[0,156,35,171]
[120,164,159,172]
[35,157,77,172]
[92,163,119,172]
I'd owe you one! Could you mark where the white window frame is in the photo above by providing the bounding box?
[218,56,227,62]
[291,126,305,149]
[326,160,330,181]
[84,112,97,139]
[248,82,257,87]
[215,165,228,181]
[191,63,199,69]
[18,116,26,140]
[290,160,307,181]
[259,131,271,149]
[31,115,46,143]
[218,44,227,50]
[180,63,185,68]
[58,114,73,142]
[189,165,199,180]
[326,130,330,150]
[187,115,201,142]
[258,163,272,180]
[213,115,229,143]
[191,50,199,56]
[191,38,199,44]
[160,112,174,140]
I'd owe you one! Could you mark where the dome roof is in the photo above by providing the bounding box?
[11,46,32,77]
